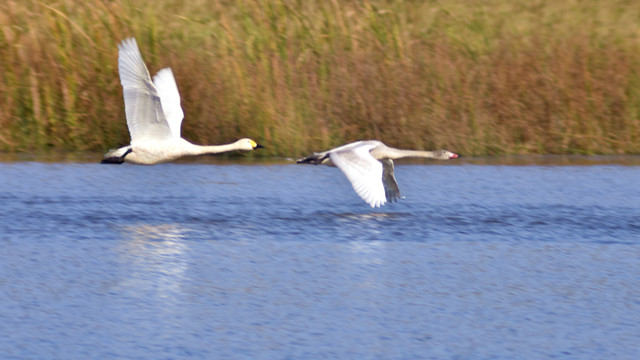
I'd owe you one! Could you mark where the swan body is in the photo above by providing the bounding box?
[102,38,263,165]
[297,140,459,208]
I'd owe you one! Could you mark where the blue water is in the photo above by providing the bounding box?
[0,159,639,359]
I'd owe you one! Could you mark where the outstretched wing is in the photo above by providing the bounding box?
[152,68,184,138]
[118,37,173,143]
[380,159,402,203]
[330,143,387,208]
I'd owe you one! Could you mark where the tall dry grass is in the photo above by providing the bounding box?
[1,0,640,156]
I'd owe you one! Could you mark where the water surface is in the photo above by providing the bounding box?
[0,157,639,359]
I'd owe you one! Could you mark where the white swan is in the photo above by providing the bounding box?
[102,38,263,164]
[297,140,459,208]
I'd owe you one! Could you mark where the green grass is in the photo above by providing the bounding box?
[1,0,640,156]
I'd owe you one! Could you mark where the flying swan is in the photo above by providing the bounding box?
[102,37,263,164]
[297,140,459,208]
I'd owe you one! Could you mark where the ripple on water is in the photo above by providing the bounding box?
[0,162,639,359]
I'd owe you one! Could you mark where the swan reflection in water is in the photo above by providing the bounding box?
[114,223,192,303]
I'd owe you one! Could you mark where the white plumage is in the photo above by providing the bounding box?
[152,68,184,139]
[102,38,262,165]
[297,140,459,208]
[329,142,387,208]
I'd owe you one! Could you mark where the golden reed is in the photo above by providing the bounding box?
[1,0,639,156]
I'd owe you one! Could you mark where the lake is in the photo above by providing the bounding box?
[0,155,639,359]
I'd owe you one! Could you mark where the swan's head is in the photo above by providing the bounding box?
[235,138,265,151]
[433,150,460,160]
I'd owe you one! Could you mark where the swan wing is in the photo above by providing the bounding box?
[118,38,173,143]
[380,159,402,203]
[152,68,184,138]
[330,143,387,208]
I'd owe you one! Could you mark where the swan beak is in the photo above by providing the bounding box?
[254,143,265,149]
[450,153,460,159]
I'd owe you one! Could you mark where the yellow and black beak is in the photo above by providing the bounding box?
[249,140,265,149]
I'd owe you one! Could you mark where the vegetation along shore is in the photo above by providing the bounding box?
[1,0,640,157]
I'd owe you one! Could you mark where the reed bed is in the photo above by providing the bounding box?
[1,0,640,156]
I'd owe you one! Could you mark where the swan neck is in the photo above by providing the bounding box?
[188,143,238,155]
[384,147,439,160]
